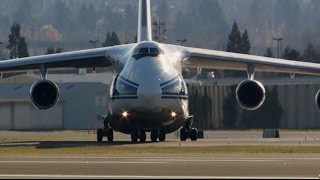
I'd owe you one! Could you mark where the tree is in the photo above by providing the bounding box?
[264,48,274,58]
[240,29,251,54]
[46,47,63,54]
[7,22,29,59]
[17,37,29,58]
[225,21,250,77]
[302,43,320,63]
[46,47,55,54]
[226,21,242,53]
[102,31,121,47]
[227,23,251,54]
[283,46,300,60]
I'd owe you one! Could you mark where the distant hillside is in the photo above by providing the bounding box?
[0,0,319,56]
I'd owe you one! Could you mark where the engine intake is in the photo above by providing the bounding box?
[30,80,59,110]
[315,90,320,112]
[236,80,266,111]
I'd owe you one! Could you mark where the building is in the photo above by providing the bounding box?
[187,77,320,129]
[0,72,113,130]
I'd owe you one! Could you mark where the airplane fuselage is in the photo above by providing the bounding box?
[107,41,189,134]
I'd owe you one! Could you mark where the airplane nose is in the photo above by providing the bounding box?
[137,81,162,110]
[138,86,161,100]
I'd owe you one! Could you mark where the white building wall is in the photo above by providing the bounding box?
[0,103,11,129]
[13,102,63,130]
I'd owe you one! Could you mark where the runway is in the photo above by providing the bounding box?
[0,130,320,179]
[0,154,319,179]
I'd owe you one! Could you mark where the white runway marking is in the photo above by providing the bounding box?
[0,160,165,164]
[0,159,286,165]
[0,175,316,179]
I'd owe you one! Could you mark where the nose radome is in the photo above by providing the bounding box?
[137,82,161,98]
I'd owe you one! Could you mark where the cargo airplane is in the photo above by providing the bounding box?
[1,0,320,142]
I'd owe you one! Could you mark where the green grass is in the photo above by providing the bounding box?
[1,146,320,154]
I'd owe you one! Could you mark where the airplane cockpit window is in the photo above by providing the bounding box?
[131,47,163,60]
[149,48,160,55]
[139,48,149,54]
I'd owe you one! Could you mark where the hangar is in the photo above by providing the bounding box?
[0,72,112,130]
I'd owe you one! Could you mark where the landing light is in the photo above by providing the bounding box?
[171,111,177,117]
[122,111,128,118]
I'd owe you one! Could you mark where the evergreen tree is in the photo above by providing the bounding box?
[240,29,251,54]
[7,22,29,59]
[102,31,120,47]
[264,48,274,58]
[225,21,250,77]
[55,47,63,53]
[302,43,320,63]
[17,37,29,58]
[226,21,242,53]
[46,47,63,54]
[46,47,55,54]
[283,46,300,60]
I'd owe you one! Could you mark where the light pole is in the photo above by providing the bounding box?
[152,19,167,43]
[273,37,283,58]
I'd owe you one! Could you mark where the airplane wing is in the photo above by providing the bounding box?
[161,44,320,76]
[0,44,136,72]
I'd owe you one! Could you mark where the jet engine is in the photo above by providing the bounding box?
[315,90,320,112]
[236,79,266,111]
[30,80,59,110]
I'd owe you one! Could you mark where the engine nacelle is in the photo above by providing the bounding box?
[315,90,320,112]
[236,80,266,111]
[30,80,59,110]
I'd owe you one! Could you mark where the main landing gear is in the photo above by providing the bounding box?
[180,116,198,141]
[180,127,198,141]
[97,118,114,142]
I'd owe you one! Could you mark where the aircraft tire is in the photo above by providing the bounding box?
[97,129,103,142]
[190,128,198,141]
[151,129,158,142]
[106,128,114,142]
[180,128,187,141]
[131,129,139,143]
[158,130,166,142]
[139,130,146,142]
